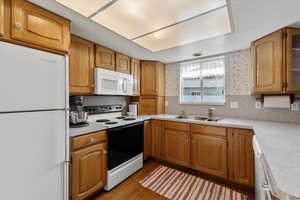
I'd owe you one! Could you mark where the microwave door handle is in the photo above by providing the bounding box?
[124,79,127,92]
[122,78,126,92]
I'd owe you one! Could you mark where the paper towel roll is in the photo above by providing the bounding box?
[263,96,290,109]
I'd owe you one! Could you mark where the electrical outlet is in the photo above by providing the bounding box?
[291,103,299,111]
[255,101,262,109]
[230,101,239,109]
[165,100,169,107]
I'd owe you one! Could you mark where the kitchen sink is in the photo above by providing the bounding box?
[175,115,189,119]
[194,116,221,122]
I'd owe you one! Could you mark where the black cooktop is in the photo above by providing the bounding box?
[105,121,118,125]
[70,122,89,128]
[123,117,137,121]
[96,119,110,122]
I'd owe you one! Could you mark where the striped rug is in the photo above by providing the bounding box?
[139,165,248,200]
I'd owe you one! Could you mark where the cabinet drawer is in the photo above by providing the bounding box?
[191,124,227,137]
[165,121,190,132]
[72,131,106,151]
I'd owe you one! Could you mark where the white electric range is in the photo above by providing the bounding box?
[70,105,146,191]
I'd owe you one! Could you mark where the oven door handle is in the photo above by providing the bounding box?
[109,121,144,131]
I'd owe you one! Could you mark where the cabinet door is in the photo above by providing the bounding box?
[144,120,151,160]
[286,28,300,93]
[228,129,254,186]
[0,0,4,37]
[11,0,70,52]
[140,97,157,115]
[251,30,283,94]
[69,35,94,94]
[191,134,227,178]
[95,45,115,71]
[164,129,190,167]
[131,58,140,96]
[116,53,130,74]
[141,61,157,95]
[151,120,163,159]
[71,143,106,200]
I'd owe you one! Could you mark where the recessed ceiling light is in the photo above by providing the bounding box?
[193,53,202,57]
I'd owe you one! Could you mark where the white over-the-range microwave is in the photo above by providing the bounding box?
[94,68,133,96]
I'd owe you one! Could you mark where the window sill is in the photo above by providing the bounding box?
[179,101,225,106]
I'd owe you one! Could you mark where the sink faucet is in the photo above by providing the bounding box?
[208,108,215,119]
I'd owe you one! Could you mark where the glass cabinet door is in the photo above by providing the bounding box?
[286,28,300,93]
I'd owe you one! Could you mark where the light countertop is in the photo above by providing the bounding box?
[70,114,300,200]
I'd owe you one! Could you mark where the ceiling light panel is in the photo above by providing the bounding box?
[56,0,112,17]
[133,7,231,52]
[91,0,226,39]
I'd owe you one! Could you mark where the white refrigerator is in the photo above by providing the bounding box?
[0,41,69,200]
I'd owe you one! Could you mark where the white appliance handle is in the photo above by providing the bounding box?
[123,78,127,93]
[64,55,70,200]
[262,183,272,200]
[253,136,262,159]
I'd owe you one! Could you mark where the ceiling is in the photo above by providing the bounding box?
[28,0,300,63]
[56,0,232,52]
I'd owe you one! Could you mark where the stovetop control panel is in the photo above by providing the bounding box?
[85,104,124,115]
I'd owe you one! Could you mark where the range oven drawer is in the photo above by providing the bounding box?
[107,122,144,170]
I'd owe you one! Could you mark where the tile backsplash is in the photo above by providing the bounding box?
[165,49,300,123]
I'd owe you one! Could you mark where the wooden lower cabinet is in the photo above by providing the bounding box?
[164,128,190,167]
[228,128,254,187]
[71,131,106,200]
[191,134,228,179]
[151,120,163,159]
[144,120,152,160]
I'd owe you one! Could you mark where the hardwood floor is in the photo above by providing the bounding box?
[92,160,254,200]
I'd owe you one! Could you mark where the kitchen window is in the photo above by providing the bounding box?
[180,56,225,104]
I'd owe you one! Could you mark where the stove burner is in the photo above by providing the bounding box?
[70,122,89,128]
[123,117,136,121]
[96,119,110,122]
[105,121,118,125]
[116,116,126,119]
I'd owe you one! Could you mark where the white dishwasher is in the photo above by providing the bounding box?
[253,136,273,200]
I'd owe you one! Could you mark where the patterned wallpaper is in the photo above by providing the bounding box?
[165,49,251,97]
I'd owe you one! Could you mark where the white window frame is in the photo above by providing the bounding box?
[179,56,226,105]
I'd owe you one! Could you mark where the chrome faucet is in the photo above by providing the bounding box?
[208,108,215,119]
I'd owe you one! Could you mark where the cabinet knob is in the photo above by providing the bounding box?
[15,22,22,29]
[89,138,95,143]
[103,150,107,154]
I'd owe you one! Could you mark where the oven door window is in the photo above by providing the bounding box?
[107,123,144,170]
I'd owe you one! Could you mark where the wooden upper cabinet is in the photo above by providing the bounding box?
[71,143,106,200]
[11,0,70,52]
[69,35,94,95]
[286,28,300,93]
[139,96,165,115]
[151,120,163,159]
[141,61,165,96]
[164,127,190,167]
[251,30,283,94]
[131,58,140,96]
[116,53,130,74]
[95,45,115,71]
[144,120,151,161]
[191,133,228,179]
[0,0,4,37]
[228,128,254,187]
